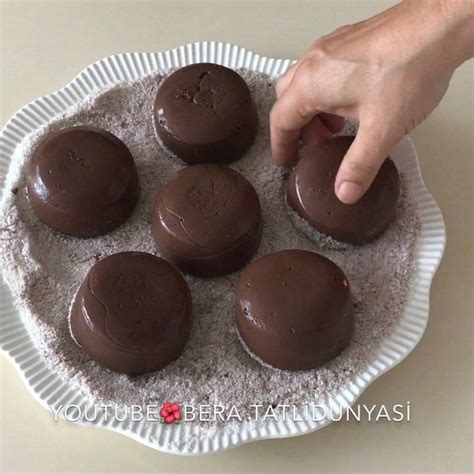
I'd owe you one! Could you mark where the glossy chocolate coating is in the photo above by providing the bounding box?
[70,252,192,375]
[152,164,262,277]
[287,136,400,245]
[26,126,139,238]
[154,63,258,164]
[236,249,354,371]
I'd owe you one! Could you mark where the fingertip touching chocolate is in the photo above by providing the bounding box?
[26,126,139,238]
[69,252,192,375]
[154,63,258,164]
[151,164,262,277]
[287,136,400,245]
[235,249,354,371]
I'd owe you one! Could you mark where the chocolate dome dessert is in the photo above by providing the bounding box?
[235,249,354,371]
[154,63,258,164]
[26,126,139,238]
[69,252,192,375]
[287,136,400,246]
[152,164,262,277]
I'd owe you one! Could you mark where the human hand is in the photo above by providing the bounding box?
[270,0,474,203]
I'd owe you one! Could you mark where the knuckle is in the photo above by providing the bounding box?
[294,58,314,86]
[309,40,332,63]
[290,65,316,103]
[333,23,352,35]
[310,44,327,61]
[296,101,313,121]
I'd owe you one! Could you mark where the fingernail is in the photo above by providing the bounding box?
[337,181,362,204]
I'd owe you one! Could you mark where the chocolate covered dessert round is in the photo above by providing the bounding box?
[236,249,354,371]
[26,126,139,238]
[154,63,258,164]
[287,136,400,245]
[69,252,192,375]
[152,164,262,277]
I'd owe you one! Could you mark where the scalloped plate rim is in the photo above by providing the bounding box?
[0,42,446,455]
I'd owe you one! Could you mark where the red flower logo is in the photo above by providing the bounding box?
[160,402,182,424]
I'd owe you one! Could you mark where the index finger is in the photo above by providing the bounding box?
[270,73,319,166]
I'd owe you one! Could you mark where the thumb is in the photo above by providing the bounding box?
[334,121,401,204]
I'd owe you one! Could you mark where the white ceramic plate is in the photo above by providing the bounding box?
[0,42,446,455]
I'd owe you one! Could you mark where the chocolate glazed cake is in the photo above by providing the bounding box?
[153,63,258,164]
[26,126,139,238]
[151,164,263,277]
[235,249,354,371]
[287,136,400,245]
[69,252,192,375]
